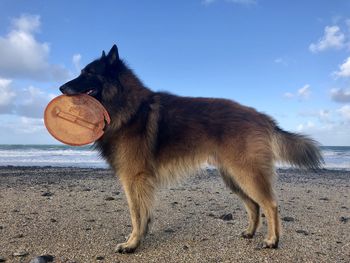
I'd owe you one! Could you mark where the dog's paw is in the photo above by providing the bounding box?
[262,238,278,249]
[241,230,254,239]
[115,242,137,254]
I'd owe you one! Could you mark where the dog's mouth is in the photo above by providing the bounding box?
[85,89,95,95]
[85,88,98,97]
[60,85,99,97]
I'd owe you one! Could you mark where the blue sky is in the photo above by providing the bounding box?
[0,0,350,145]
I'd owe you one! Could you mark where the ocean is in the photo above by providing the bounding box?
[0,145,349,170]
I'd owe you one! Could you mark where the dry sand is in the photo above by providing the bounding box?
[0,166,349,263]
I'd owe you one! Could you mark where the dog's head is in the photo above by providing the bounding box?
[59,44,123,101]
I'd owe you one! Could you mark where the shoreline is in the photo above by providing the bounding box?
[0,166,349,262]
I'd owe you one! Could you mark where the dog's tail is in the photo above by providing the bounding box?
[272,127,324,169]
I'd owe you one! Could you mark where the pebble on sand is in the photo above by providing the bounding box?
[339,216,350,223]
[96,256,105,260]
[164,228,175,233]
[220,213,233,221]
[295,229,309,235]
[29,255,55,263]
[13,251,29,257]
[282,216,295,222]
[41,192,54,197]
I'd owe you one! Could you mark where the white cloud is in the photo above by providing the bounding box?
[72,54,82,73]
[337,105,350,121]
[334,57,350,78]
[294,121,350,146]
[18,117,45,134]
[274,57,289,66]
[298,109,333,123]
[0,77,57,118]
[0,78,16,114]
[285,84,311,100]
[331,88,350,102]
[0,78,16,107]
[297,84,311,99]
[297,121,315,132]
[0,14,70,81]
[16,86,56,118]
[1,116,45,134]
[319,109,331,121]
[202,0,257,5]
[294,105,350,145]
[283,92,294,99]
[309,26,346,53]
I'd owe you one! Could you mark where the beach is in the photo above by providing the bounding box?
[0,166,349,263]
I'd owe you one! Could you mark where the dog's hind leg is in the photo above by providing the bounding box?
[116,172,156,253]
[227,166,280,249]
[219,168,260,238]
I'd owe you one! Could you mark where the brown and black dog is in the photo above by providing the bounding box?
[59,45,323,253]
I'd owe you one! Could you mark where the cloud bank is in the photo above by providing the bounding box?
[309,26,346,53]
[0,14,70,82]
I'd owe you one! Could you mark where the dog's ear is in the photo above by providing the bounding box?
[107,44,119,65]
[101,50,106,58]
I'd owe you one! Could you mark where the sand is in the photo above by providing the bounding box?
[0,166,349,263]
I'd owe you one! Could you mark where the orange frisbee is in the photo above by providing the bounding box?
[44,94,110,146]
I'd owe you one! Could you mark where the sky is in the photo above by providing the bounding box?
[0,0,350,145]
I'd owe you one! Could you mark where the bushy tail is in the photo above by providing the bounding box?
[273,127,324,169]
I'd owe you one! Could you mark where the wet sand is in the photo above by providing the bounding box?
[0,166,349,262]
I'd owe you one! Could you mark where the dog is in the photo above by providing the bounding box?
[59,44,323,253]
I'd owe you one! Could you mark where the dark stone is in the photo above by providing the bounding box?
[220,213,233,221]
[96,256,104,260]
[50,218,57,223]
[164,228,175,233]
[282,216,295,222]
[0,256,5,262]
[41,192,53,197]
[319,197,329,201]
[339,216,350,223]
[296,229,309,235]
[104,196,115,201]
[29,255,54,263]
[183,245,189,250]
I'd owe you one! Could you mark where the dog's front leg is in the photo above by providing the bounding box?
[116,172,155,253]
